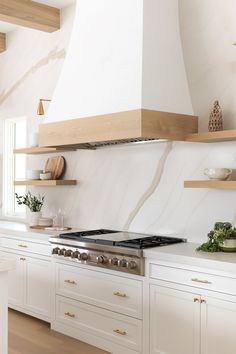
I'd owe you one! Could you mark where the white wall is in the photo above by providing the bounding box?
[0,4,75,213]
[179,0,236,130]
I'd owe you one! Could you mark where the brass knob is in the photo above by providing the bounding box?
[194,298,200,303]
[113,329,127,336]
[113,291,127,298]
[64,312,75,318]
[64,279,77,285]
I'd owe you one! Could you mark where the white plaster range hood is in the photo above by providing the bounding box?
[39,0,197,148]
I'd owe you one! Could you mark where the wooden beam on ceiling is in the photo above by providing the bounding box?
[0,0,60,33]
[0,32,6,52]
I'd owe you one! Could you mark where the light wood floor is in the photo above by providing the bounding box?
[9,310,109,354]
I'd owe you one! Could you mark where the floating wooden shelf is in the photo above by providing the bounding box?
[14,180,77,186]
[186,130,236,143]
[14,147,77,155]
[184,180,236,189]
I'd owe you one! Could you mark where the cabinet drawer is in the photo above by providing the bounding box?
[1,237,51,257]
[149,263,236,295]
[56,263,142,319]
[56,295,142,352]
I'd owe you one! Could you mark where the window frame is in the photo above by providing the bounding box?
[2,117,27,220]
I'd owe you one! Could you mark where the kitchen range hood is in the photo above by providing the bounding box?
[38,109,198,149]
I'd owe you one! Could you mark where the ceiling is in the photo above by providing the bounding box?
[0,0,76,33]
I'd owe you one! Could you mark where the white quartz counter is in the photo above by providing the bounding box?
[144,242,236,275]
[0,220,82,244]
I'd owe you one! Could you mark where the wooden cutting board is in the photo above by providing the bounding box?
[45,156,65,180]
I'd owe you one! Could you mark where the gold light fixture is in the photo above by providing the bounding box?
[37,99,51,116]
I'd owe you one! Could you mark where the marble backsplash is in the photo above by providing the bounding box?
[28,139,236,244]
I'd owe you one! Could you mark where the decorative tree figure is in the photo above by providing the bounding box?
[208,100,223,132]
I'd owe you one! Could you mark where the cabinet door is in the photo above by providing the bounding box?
[1,252,24,308]
[24,256,51,319]
[150,284,200,354]
[201,296,236,354]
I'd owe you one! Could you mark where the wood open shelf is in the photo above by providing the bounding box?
[184,180,236,189]
[14,180,77,186]
[186,130,236,143]
[14,147,77,155]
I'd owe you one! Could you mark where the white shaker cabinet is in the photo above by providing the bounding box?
[149,261,236,354]
[201,295,236,354]
[0,234,52,322]
[150,285,201,354]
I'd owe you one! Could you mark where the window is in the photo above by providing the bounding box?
[3,117,27,218]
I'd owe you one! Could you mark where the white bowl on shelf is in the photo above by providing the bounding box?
[26,170,43,180]
[204,168,232,181]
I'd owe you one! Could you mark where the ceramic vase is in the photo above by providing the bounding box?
[28,211,42,227]
[208,100,223,132]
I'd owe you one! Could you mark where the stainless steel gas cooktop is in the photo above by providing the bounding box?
[49,229,185,276]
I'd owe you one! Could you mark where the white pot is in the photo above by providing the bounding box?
[204,168,232,181]
[28,211,42,227]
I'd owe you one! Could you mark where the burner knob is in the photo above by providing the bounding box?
[52,247,60,255]
[119,259,128,267]
[110,257,119,266]
[59,248,66,256]
[79,252,88,261]
[72,251,80,259]
[65,249,73,257]
[127,260,137,270]
[96,255,108,264]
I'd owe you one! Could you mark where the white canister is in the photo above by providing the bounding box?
[28,132,38,147]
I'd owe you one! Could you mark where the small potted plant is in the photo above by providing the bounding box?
[197,222,236,252]
[15,191,45,227]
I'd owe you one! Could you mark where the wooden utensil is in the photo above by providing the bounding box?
[45,156,65,180]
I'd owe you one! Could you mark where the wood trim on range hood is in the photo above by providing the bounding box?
[38,109,198,149]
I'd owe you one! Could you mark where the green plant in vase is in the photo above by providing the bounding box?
[197,222,236,252]
[15,191,45,226]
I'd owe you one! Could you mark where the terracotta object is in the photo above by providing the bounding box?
[208,100,223,132]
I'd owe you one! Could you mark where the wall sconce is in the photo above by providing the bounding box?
[37,99,51,116]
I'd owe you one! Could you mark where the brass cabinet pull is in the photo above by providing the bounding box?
[113,329,127,336]
[113,291,127,298]
[191,278,212,284]
[18,244,28,248]
[64,279,77,285]
[201,299,207,304]
[20,257,26,261]
[64,311,75,318]
[194,297,200,303]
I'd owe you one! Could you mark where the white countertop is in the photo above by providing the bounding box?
[0,220,82,244]
[1,221,236,275]
[144,242,236,275]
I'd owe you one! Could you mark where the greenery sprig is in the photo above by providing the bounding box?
[197,222,236,252]
[15,191,45,212]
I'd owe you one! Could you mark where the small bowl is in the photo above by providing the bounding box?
[204,168,232,181]
[26,170,43,180]
[38,218,53,227]
[40,172,52,180]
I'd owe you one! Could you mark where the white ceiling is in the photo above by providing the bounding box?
[0,0,76,33]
